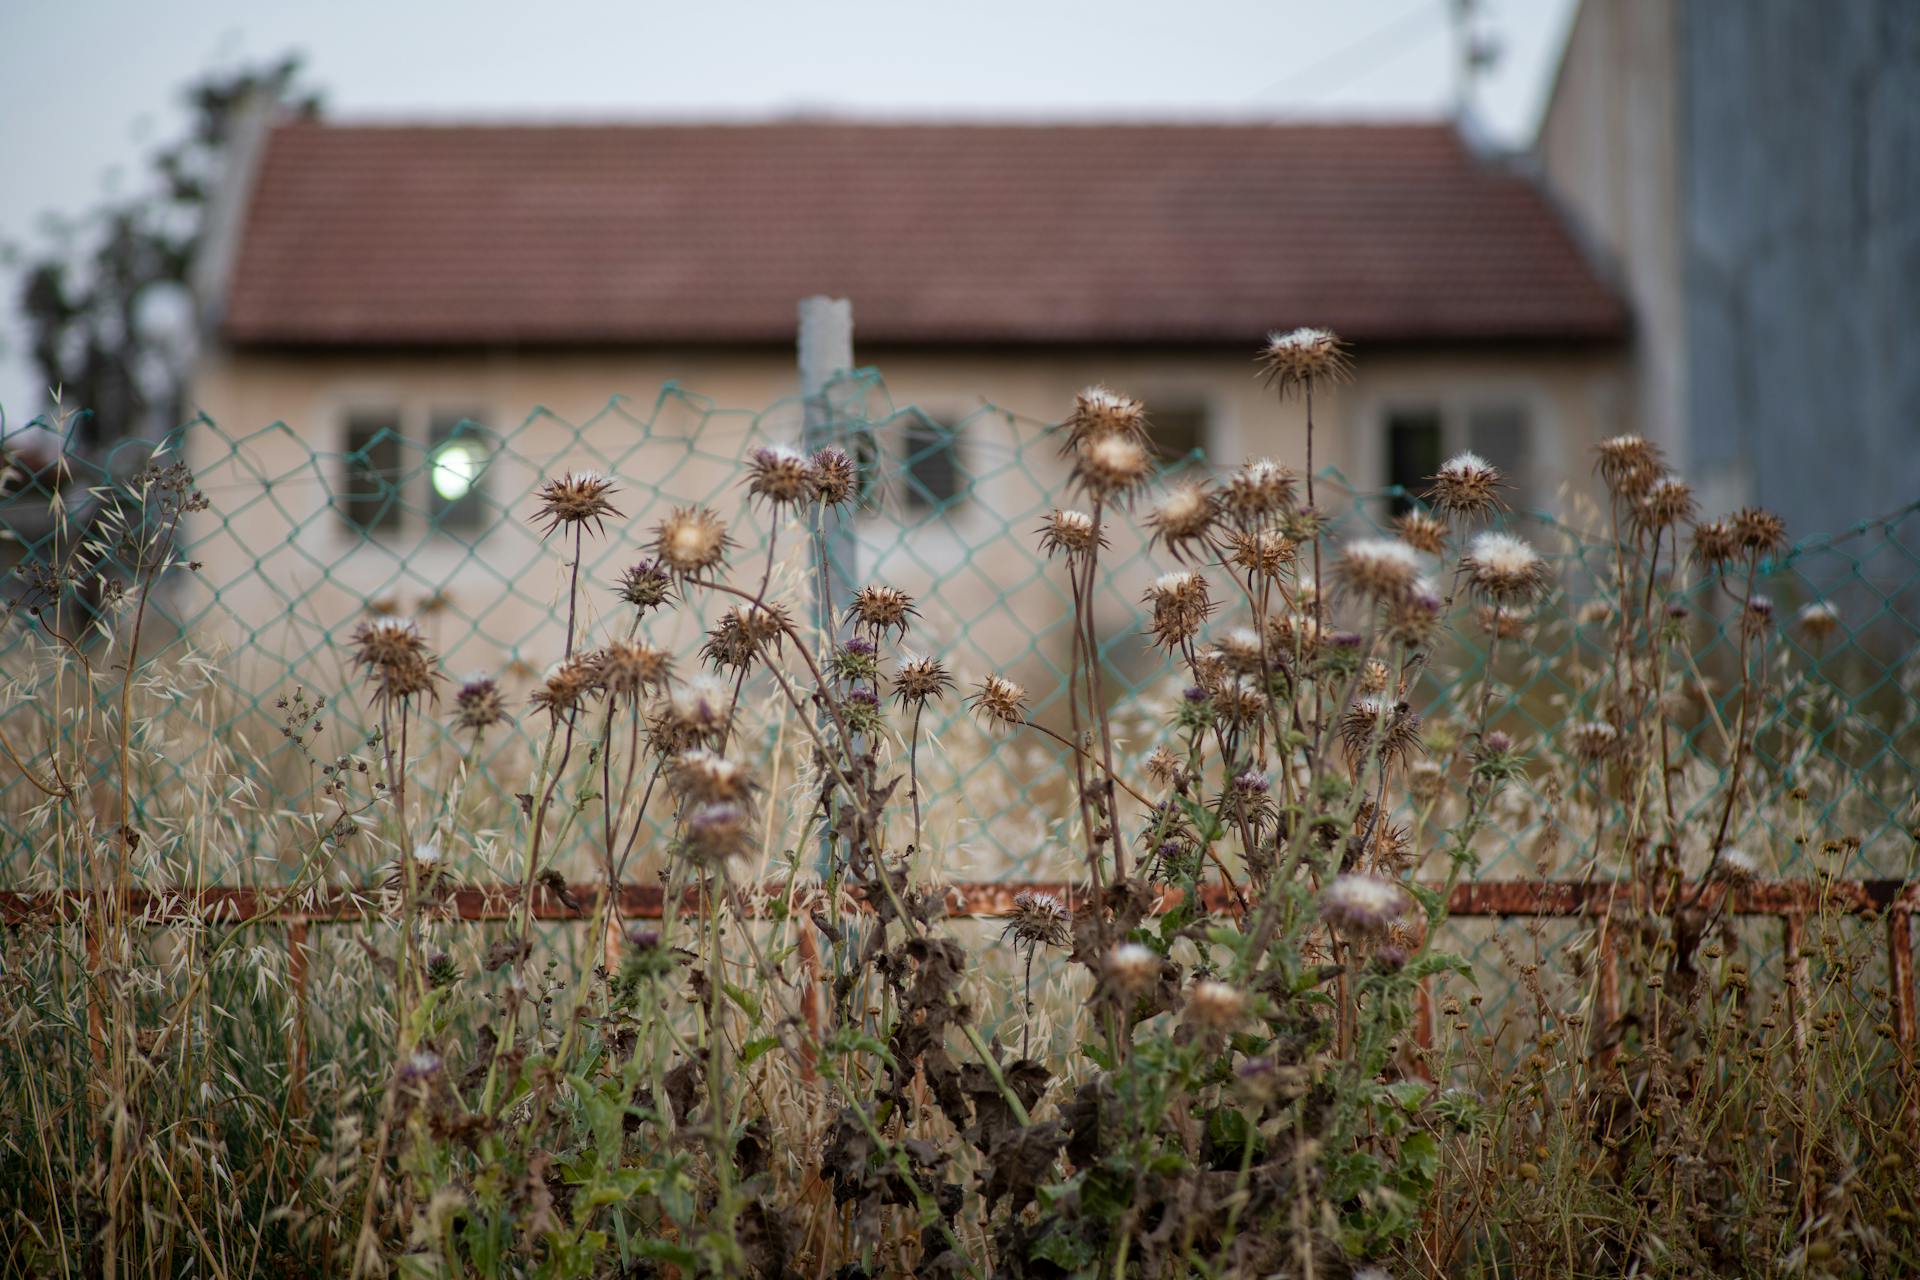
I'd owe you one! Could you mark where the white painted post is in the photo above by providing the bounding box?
[797,296,856,637]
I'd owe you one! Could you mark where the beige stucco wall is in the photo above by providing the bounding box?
[180,342,1627,723]
[1536,0,1686,471]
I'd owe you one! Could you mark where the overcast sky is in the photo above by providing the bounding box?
[0,0,1579,428]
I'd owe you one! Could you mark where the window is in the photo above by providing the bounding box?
[342,411,404,535]
[1152,402,1211,470]
[1385,409,1444,516]
[428,412,493,533]
[1381,402,1532,515]
[898,411,963,515]
[338,407,494,539]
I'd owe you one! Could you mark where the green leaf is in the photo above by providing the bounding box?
[741,1035,780,1066]
[1080,1041,1116,1071]
[1029,1228,1096,1270]
[1385,1080,1431,1112]
[1404,951,1475,984]
[722,981,762,1024]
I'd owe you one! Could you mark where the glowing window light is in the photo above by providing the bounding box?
[431,440,484,501]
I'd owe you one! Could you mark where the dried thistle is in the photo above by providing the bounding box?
[1797,600,1841,641]
[846,585,916,639]
[1072,432,1152,502]
[1634,474,1696,531]
[1220,458,1297,525]
[530,656,597,722]
[1062,386,1148,455]
[451,674,509,736]
[593,640,672,697]
[1037,508,1104,560]
[1001,890,1071,951]
[1104,942,1162,995]
[1692,519,1741,568]
[349,619,441,709]
[1335,538,1423,602]
[745,443,819,509]
[652,506,733,578]
[616,559,675,612]
[1144,482,1217,560]
[810,445,860,507]
[1187,979,1247,1027]
[1224,527,1295,578]
[1341,695,1423,770]
[1145,570,1214,650]
[1595,433,1661,491]
[1461,531,1551,604]
[969,675,1027,731]
[1731,506,1788,557]
[532,470,621,539]
[891,653,954,707]
[1318,873,1407,938]
[1394,509,1449,556]
[667,748,755,804]
[1429,452,1504,517]
[1258,327,1352,397]
[678,800,752,868]
[1566,719,1619,764]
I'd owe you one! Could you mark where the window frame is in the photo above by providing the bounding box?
[334,402,497,543]
[1363,387,1549,517]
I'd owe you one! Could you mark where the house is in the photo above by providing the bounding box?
[1536,0,1920,537]
[181,119,1629,714]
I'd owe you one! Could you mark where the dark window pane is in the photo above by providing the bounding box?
[1385,409,1444,516]
[428,412,492,535]
[342,412,404,536]
[1467,405,1532,509]
[901,413,962,514]
[1153,403,1210,469]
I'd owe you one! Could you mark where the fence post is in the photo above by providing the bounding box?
[798,296,856,639]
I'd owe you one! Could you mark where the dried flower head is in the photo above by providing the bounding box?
[1318,873,1407,938]
[891,653,954,707]
[1394,509,1449,556]
[745,443,819,509]
[593,639,672,697]
[1037,508,1103,560]
[1797,600,1841,641]
[530,656,597,722]
[1731,506,1787,557]
[349,619,441,709]
[1359,658,1391,695]
[1001,890,1071,951]
[1073,431,1152,501]
[1063,386,1149,454]
[1341,695,1424,770]
[616,559,675,612]
[1336,538,1423,602]
[678,800,752,867]
[1144,746,1185,788]
[667,748,754,804]
[1717,848,1761,883]
[969,675,1028,731]
[653,675,732,750]
[1144,482,1217,559]
[652,506,732,578]
[1145,570,1214,649]
[1429,452,1505,517]
[1214,626,1269,675]
[1742,593,1775,637]
[1635,474,1696,530]
[1462,531,1551,604]
[810,445,860,507]
[1105,942,1162,995]
[1385,578,1445,647]
[1220,458,1297,524]
[1224,527,1295,578]
[1408,760,1445,802]
[1258,327,1352,397]
[1187,979,1247,1027]
[532,470,621,539]
[1475,604,1533,639]
[451,673,508,736]
[845,584,916,639]
[1692,518,1740,568]
[1566,719,1619,763]
[1594,433,1661,491]
[1211,676,1269,725]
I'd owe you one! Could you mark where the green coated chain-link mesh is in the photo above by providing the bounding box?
[2,374,1916,896]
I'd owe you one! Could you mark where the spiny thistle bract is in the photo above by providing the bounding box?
[532,470,621,538]
[1257,326,1352,397]
[1460,531,1551,604]
[651,505,732,578]
[1429,451,1504,516]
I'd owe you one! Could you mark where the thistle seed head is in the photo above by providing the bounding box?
[1001,890,1071,950]
[1731,506,1787,556]
[1462,532,1551,604]
[1336,538,1423,602]
[1429,452,1505,517]
[846,585,916,639]
[1595,434,1661,491]
[532,470,621,539]
[1188,979,1247,1027]
[349,619,441,709]
[1220,458,1297,524]
[1064,386,1148,453]
[653,506,732,578]
[593,640,672,697]
[1257,327,1352,397]
[1145,482,1217,559]
[679,800,752,867]
[745,443,819,509]
[1037,508,1103,559]
[1634,474,1696,530]
[1566,719,1619,763]
[969,675,1028,731]
[667,748,754,804]
[1797,600,1840,641]
[451,673,509,737]
[1073,432,1152,502]
[891,653,954,707]
[1394,509,1449,556]
[810,445,860,507]
[1105,942,1162,994]
[1692,519,1741,568]
[1318,873,1407,938]
[1341,695,1424,769]
[616,559,675,612]
[1224,527,1295,578]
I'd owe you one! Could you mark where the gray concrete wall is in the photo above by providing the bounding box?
[1681,0,1920,536]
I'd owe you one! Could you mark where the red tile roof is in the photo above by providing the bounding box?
[221,121,1626,348]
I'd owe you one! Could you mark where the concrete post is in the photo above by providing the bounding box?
[797,296,856,639]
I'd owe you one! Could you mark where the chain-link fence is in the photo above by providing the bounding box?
[2,374,1916,892]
